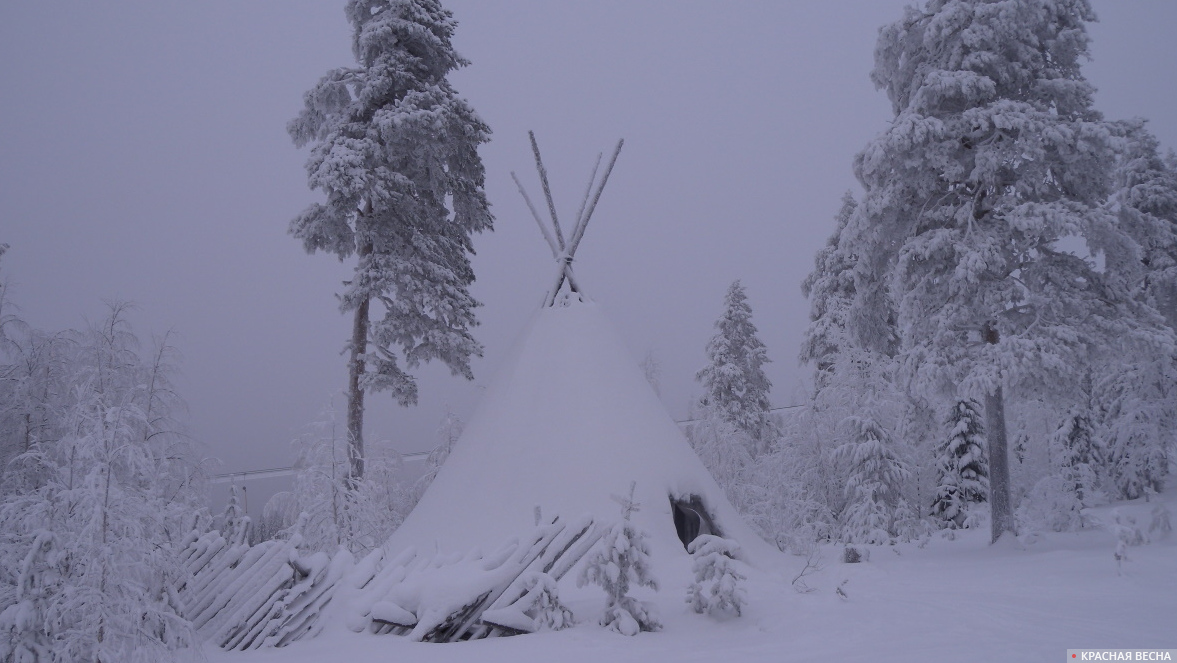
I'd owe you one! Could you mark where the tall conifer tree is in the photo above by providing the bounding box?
[801,193,861,389]
[1094,124,1177,499]
[696,281,775,455]
[289,0,492,479]
[848,0,1172,542]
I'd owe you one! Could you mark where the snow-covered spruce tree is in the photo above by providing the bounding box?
[1114,123,1177,330]
[931,400,989,528]
[519,573,575,631]
[686,535,747,618]
[800,192,862,390]
[807,279,910,544]
[288,0,492,480]
[1094,359,1174,499]
[685,406,755,514]
[750,409,841,549]
[577,484,661,636]
[0,304,199,663]
[833,415,911,544]
[220,485,252,546]
[1050,406,1100,508]
[696,280,776,455]
[816,353,907,543]
[896,395,943,532]
[799,193,912,543]
[851,0,1174,542]
[1092,123,1177,499]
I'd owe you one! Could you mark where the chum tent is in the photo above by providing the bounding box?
[385,134,779,572]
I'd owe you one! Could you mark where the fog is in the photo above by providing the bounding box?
[2,1,1174,505]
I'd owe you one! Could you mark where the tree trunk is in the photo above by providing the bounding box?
[984,385,1013,542]
[982,322,1013,543]
[347,295,369,482]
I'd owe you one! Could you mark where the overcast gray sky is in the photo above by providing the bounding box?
[2,1,1175,482]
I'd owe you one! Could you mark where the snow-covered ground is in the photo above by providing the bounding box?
[206,494,1175,663]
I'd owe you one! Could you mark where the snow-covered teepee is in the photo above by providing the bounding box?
[385,135,777,571]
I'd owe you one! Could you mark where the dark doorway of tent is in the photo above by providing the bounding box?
[670,495,721,550]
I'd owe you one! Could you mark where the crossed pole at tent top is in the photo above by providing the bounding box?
[511,131,624,308]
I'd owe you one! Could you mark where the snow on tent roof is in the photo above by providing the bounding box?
[385,298,780,569]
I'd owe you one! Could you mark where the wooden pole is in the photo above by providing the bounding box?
[547,139,624,304]
[529,131,565,250]
[570,138,624,255]
[511,171,560,258]
[574,152,603,235]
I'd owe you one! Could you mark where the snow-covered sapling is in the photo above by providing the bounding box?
[1109,508,1147,575]
[1149,502,1172,539]
[931,400,988,529]
[221,485,252,546]
[790,546,823,594]
[686,535,747,617]
[522,573,575,631]
[892,498,930,543]
[577,483,661,635]
[1110,509,1147,547]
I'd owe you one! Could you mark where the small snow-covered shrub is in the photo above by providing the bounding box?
[892,498,931,543]
[1016,475,1084,533]
[1149,503,1172,539]
[263,405,413,555]
[686,535,747,618]
[961,502,989,532]
[522,573,575,631]
[577,484,661,636]
[1109,509,1147,547]
[841,545,869,563]
[1109,508,1148,575]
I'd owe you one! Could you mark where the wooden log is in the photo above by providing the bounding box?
[422,590,493,643]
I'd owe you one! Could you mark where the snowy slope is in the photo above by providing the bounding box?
[385,298,781,570]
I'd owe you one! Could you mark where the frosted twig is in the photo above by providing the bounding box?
[791,547,822,594]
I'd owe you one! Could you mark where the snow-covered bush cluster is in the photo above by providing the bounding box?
[0,296,205,662]
[261,404,414,555]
